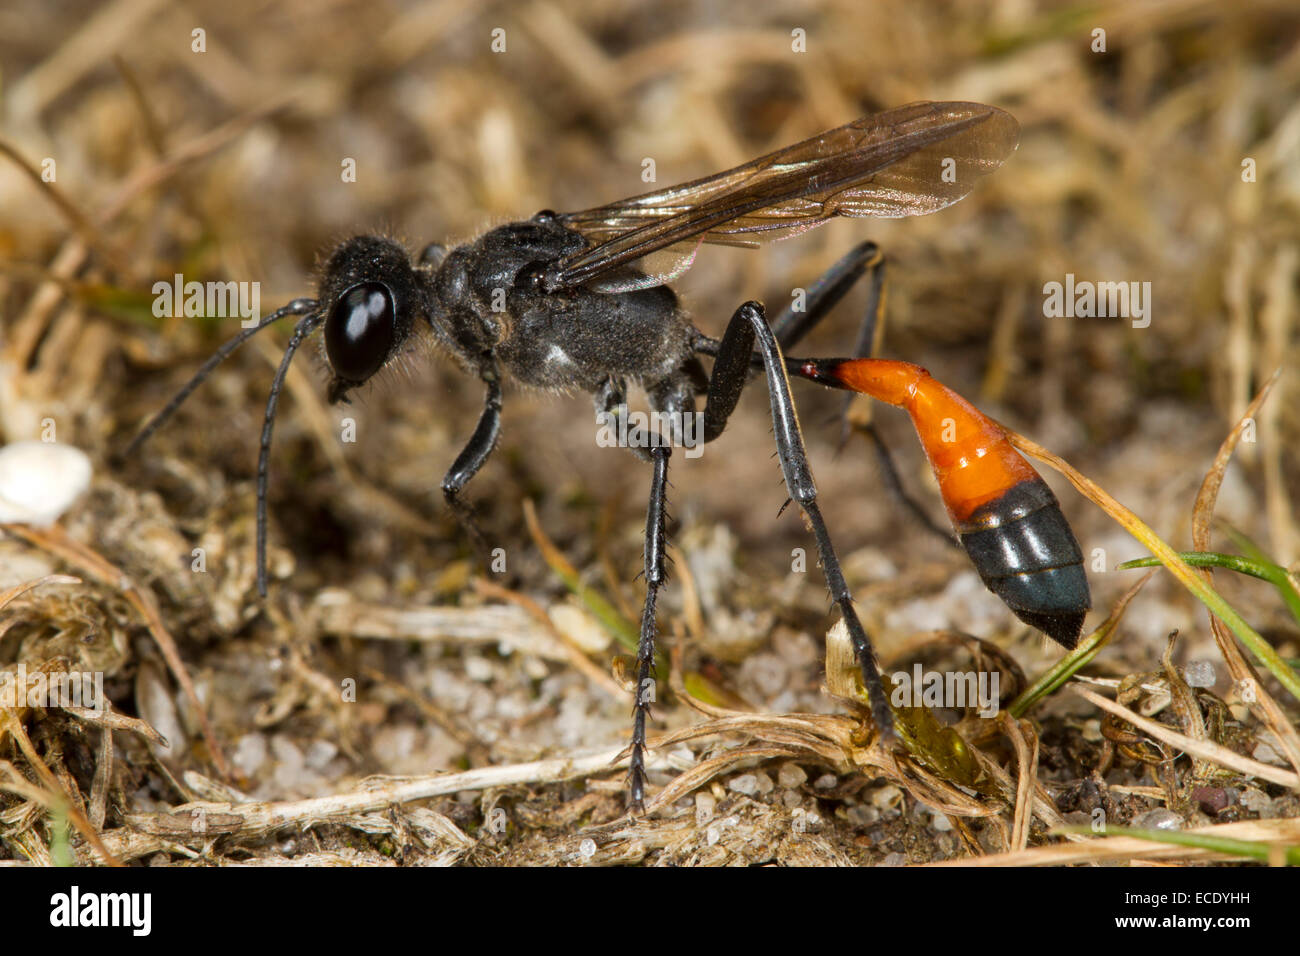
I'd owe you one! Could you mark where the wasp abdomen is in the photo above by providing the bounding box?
[957,479,1090,648]
[796,358,1092,648]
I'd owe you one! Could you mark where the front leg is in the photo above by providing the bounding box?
[441,374,503,557]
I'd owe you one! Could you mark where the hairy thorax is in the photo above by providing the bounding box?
[430,220,695,392]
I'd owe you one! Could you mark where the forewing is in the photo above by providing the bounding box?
[550,101,1019,291]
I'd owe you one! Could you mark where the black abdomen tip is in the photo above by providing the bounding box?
[958,480,1091,648]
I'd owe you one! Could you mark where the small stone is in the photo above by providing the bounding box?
[1134,808,1183,830]
[978,827,1002,853]
[464,656,494,682]
[931,811,953,832]
[772,629,818,667]
[739,653,789,698]
[578,838,596,860]
[305,740,338,771]
[877,852,906,867]
[548,603,610,653]
[870,784,903,811]
[232,733,268,776]
[1191,786,1231,815]
[752,771,775,795]
[270,735,306,790]
[495,694,527,720]
[777,762,808,789]
[1240,788,1272,814]
[1253,741,1285,766]
[1183,660,1216,688]
[813,773,838,791]
[694,792,716,825]
[1081,719,1103,742]
[0,441,92,526]
[136,665,181,760]
[728,773,759,796]
[372,724,420,770]
[846,804,879,826]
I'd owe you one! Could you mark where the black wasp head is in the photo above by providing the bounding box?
[318,236,425,403]
[126,233,433,598]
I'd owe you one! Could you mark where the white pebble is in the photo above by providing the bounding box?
[1253,741,1285,766]
[870,784,903,811]
[0,441,92,526]
[1183,660,1216,688]
[232,733,268,776]
[270,735,305,776]
[305,739,338,771]
[1135,808,1182,830]
[464,656,494,682]
[1240,788,1272,814]
[777,763,807,789]
[728,773,759,796]
[694,792,716,825]
[846,805,879,826]
[548,603,610,652]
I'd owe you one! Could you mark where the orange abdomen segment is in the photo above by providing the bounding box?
[821,359,1038,525]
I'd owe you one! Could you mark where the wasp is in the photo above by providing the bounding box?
[129,101,1089,808]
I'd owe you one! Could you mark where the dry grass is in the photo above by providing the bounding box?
[0,0,1298,866]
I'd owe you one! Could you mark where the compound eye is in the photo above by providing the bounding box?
[325,282,395,383]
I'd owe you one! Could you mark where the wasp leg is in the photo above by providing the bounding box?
[770,240,882,351]
[695,245,953,548]
[698,300,895,740]
[440,376,503,559]
[595,374,657,463]
[627,444,670,812]
[785,246,956,547]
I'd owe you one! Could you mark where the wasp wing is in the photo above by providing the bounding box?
[549,101,1019,291]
